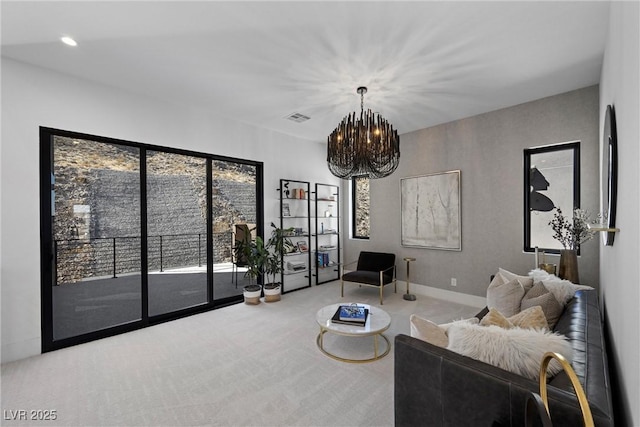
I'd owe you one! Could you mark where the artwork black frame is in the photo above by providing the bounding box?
[601,105,618,246]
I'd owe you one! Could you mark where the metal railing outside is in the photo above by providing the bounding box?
[54,231,233,284]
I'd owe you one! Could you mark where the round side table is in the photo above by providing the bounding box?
[403,257,416,301]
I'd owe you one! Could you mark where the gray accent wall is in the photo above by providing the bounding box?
[343,85,600,297]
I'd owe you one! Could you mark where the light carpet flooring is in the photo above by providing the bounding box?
[1,281,480,426]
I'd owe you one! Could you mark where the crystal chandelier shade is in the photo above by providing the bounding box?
[327,87,400,179]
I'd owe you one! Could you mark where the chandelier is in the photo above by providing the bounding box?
[327,87,400,179]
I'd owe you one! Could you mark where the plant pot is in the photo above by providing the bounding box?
[243,284,262,305]
[263,283,281,302]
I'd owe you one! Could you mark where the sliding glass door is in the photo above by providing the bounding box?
[147,151,208,316]
[40,128,263,352]
[51,136,142,340]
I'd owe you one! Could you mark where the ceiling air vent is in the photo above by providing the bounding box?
[285,112,310,123]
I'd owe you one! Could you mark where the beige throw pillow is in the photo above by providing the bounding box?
[481,306,548,330]
[480,308,514,328]
[486,273,525,317]
[509,305,548,330]
[521,281,564,328]
[410,314,448,347]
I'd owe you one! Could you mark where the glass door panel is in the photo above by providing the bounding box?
[147,151,208,316]
[211,160,257,300]
[52,136,142,340]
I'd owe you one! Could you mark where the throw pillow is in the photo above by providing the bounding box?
[499,268,535,292]
[486,274,525,317]
[480,306,548,330]
[480,308,514,328]
[509,305,548,330]
[410,314,448,347]
[528,268,594,305]
[438,317,479,334]
[446,322,573,380]
[521,281,564,328]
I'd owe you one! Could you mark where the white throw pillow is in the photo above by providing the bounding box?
[528,268,594,305]
[410,314,448,347]
[499,268,535,292]
[446,322,573,380]
[486,273,525,317]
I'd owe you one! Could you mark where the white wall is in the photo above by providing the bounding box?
[0,58,338,363]
[599,2,640,425]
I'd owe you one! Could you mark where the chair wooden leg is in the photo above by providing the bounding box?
[341,280,344,298]
[380,286,384,305]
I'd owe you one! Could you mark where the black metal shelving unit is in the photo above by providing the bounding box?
[313,183,340,285]
[278,179,312,293]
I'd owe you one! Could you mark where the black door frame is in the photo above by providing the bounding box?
[39,127,264,353]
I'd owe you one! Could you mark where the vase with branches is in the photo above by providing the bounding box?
[548,207,597,283]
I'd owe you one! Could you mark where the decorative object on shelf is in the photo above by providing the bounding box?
[282,203,290,217]
[548,207,598,283]
[327,86,400,179]
[296,240,308,253]
[401,170,461,250]
[600,104,618,246]
[314,183,340,285]
[402,257,417,301]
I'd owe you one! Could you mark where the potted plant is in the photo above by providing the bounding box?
[234,232,269,304]
[262,222,296,302]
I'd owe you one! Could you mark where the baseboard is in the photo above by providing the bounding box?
[409,283,486,308]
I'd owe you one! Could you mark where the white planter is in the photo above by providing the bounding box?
[263,283,281,302]
[243,285,262,305]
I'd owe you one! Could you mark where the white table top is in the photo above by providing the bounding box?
[316,303,391,335]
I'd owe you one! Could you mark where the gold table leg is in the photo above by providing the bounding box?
[316,327,390,363]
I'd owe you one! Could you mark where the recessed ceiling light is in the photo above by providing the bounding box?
[61,36,77,47]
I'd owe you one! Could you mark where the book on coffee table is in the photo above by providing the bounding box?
[331,305,369,326]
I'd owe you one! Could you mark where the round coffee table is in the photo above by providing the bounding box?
[315,303,391,363]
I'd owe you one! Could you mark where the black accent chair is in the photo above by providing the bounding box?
[340,251,397,305]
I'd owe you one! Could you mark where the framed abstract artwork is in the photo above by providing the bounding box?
[401,170,461,250]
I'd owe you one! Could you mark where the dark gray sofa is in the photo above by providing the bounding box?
[394,290,614,426]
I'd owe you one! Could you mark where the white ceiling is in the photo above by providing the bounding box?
[1,1,610,142]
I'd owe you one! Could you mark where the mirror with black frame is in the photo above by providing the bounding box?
[601,104,618,246]
[524,141,580,254]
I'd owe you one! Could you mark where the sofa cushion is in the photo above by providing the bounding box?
[410,315,448,347]
[499,268,535,291]
[480,308,514,328]
[481,306,548,330]
[521,281,563,328]
[486,274,525,317]
[446,322,573,380]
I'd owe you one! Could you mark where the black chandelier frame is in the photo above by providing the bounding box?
[327,87,400,179]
